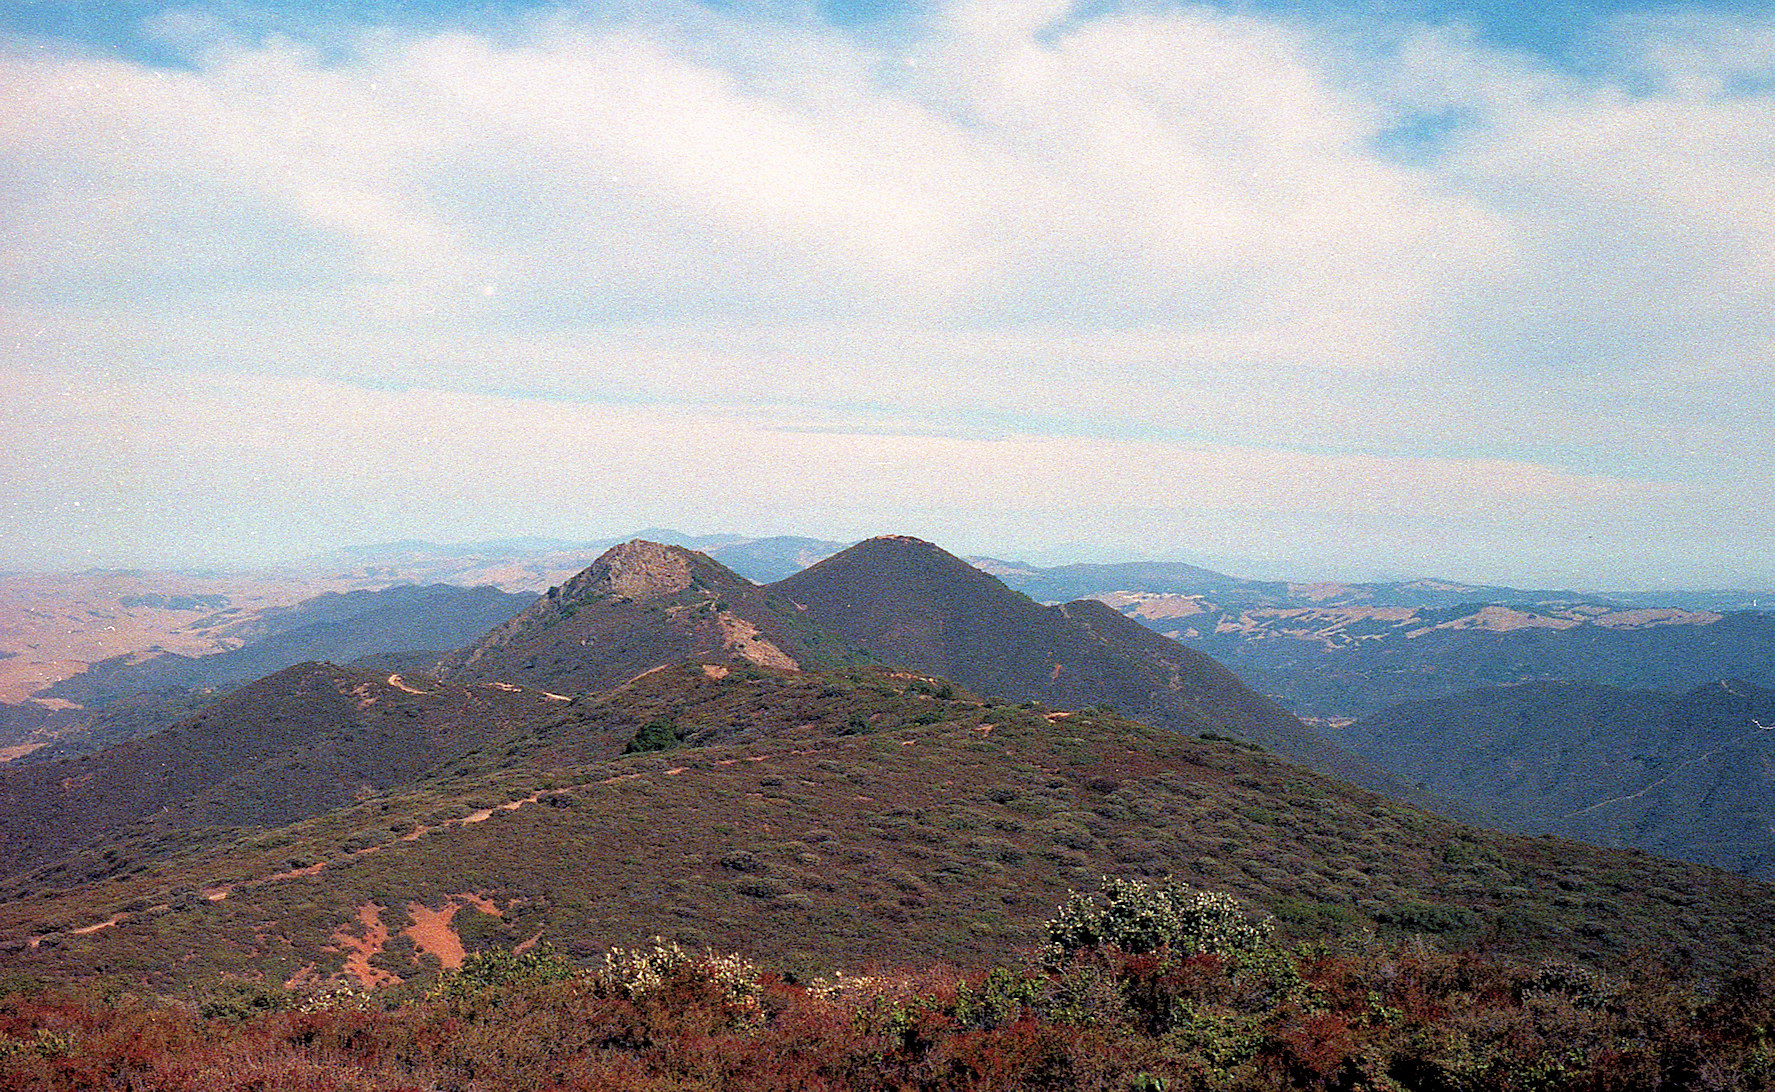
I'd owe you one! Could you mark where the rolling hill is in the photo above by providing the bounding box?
[1332,677,1775,877]
[0,662,567,877]
[1,663,1770,993]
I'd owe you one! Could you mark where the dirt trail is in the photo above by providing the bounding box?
[68,914,126,937]
[45,730,887,955]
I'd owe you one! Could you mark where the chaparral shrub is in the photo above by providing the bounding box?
[1043,876,1274,965]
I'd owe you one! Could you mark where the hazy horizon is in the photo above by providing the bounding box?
[6,527,1768,596]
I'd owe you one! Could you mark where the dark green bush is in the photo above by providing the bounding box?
[624,719,682,754]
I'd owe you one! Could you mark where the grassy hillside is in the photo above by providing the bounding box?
[3,664,1769,994]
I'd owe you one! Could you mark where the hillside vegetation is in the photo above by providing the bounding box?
[2,664,1769,997]
[1336,677,1775,878]
[3,867,1775,1090]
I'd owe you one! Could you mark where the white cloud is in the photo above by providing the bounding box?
[2,3,1772,584]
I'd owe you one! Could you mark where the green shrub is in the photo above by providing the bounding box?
[1378,901,1473,935]
[198,979,291,1022]
[624,719,682,754]
[428,943,575,1002]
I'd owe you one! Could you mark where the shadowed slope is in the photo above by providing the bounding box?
[0,662,564,876]
[771,535,1404,791]
[1340,677,1775,877]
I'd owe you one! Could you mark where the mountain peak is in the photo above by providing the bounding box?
[774,536,1400,793]
[816,535,992,579]
[436,542,819,693]
[571,540,704,601]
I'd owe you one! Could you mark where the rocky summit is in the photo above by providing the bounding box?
[434,541,833,693]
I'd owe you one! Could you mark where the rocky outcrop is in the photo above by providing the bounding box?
[435,542,827,693]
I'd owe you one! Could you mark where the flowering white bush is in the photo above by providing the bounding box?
[295,981,369,1013]
[1043,877,1273,964]
[599,937,761,1015]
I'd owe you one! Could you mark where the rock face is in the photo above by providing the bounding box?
[435,542,830,693]
[583,540,697,601]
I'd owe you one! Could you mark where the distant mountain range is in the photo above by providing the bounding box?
[285,533,1774,612]
[284,535,1775,724]
[1125,598,1775,721]
[45,584,536,707]
[4,530,1773,894]
[291,532,853,589]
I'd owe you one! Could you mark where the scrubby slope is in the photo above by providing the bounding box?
[3,665,1769,990]
[0,663,565,876]
[772,536,1394,790]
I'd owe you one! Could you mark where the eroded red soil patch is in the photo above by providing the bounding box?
[405,893,509,971]
[333,903,401,988]
[405,902,466,970]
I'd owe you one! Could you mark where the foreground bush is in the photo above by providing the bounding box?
[4,882,1775,1090]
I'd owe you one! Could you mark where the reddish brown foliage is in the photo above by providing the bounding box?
[2,937,1774,1092]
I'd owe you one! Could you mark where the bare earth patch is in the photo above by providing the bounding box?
[1594,608,1721,629]
[405,893,508,971]
[1096,592,1211,620]
[716,613,799,671]
[386,674,427,694]
[1420,606,1582,634]
[334,903,401,988]
[404,902,467,970]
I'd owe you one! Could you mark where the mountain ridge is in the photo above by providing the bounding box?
[0,661,567,877]
[769,535,1408,796]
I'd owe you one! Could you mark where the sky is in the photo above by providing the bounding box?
[2,0,1771,588]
